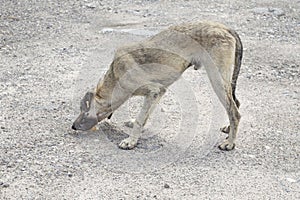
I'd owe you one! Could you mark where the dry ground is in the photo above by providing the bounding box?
[0,0,299,199]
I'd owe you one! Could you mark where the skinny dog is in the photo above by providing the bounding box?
[72,21,243,151]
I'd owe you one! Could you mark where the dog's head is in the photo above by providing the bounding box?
[72,91,112,131]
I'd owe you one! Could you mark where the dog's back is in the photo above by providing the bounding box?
[114,21,238,72]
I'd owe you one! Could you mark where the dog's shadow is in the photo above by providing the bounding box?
[69,122,165,151]
[99,122,165,152]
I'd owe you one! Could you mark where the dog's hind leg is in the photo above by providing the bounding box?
[210,77,241,150]
[119,85,165,150]
[218,92,241,150]
[220,77,241,135]
[204,51,241,150]
[221,31,243,134]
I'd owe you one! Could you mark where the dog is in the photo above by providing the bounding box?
[72,21,243,151]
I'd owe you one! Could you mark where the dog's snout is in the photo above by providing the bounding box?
[71,124,76,130]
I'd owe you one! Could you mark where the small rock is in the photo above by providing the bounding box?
[0,126,5,129]
[269,8,285,17]
[265,145,271,150]
[164,183,170,189]
[100,28,114,34]
[7,164,14,168]
[85,2,98,9]
[244,154,256,158]
[2,183,9,188]
[286,178,297,183]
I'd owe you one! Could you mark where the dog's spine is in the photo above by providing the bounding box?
[228,29,243,108]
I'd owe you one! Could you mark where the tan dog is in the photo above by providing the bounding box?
[72,21,243,151]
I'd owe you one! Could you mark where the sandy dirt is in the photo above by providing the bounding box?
[0,0,299,199]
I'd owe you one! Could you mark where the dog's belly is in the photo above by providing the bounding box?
[118,62,185,95]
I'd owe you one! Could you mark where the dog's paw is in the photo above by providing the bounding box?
[124,119,135,128]
[218,140,235,151]
[119,137,138,150]
[220,125,230,133]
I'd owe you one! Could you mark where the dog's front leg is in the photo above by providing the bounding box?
[119,87,165,150]
[118,120,142,150]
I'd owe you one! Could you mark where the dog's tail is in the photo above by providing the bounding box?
[228,29,243,108]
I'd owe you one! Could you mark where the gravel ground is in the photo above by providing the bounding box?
[0,0,299,199]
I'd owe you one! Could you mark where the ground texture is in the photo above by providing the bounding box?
[0,0,299,199]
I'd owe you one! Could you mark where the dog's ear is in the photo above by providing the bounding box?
[80,92,94,112]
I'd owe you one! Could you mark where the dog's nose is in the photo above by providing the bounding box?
[71,124,76,130]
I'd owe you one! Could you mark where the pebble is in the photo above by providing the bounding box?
[265,145,271,150]
[270,8,285,17]
[244,154,256,159]
[2,183,10,188]
[164,183,170,189]
[100,28,114,34]
[85,2,98,9]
